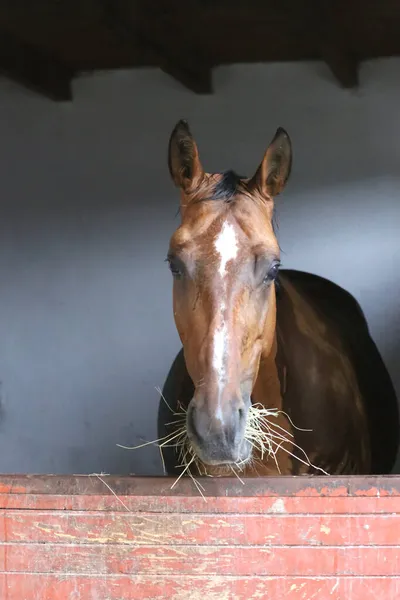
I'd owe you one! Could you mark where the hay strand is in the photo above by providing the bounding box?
[90,473,131,513]
[117,390,329,497]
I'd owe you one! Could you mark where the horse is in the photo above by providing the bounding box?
[158,120,399,478]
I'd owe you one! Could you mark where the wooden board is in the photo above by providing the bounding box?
[1,475,400,599]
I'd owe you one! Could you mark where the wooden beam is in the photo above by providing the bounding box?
[321,44,359,88]
[0,29,73,101]
[102,0,212,94]
[315,0,359,88]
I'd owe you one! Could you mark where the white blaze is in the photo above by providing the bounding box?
[212,323,227,382]
[214,221,238,276]
[212,221,238,402]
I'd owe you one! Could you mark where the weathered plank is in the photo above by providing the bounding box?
[1,510,399,546]
[2,492,400,513]
[1,474,400,498]
[1,543,400,577]
[1,574,400,600]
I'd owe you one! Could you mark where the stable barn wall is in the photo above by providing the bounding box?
[0,58,399,476]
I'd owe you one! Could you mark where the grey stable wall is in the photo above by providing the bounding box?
[0,58,399,476]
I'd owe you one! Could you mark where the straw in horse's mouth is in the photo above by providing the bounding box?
[117,388,329,499]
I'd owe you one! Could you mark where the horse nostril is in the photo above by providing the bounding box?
[187,404,208,443]
[188,400,247,449]
[187,405,198,436]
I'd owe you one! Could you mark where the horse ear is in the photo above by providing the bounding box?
[249,127,292,198]
[168,120,204,193]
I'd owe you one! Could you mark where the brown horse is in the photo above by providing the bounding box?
[158,120,399,478]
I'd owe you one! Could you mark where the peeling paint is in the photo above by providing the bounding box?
[330,578,339,594]
[320,524,331,535]
[268,498,286,514]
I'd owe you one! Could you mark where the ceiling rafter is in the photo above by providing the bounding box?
[101,0,212,94]
[0,1,398,100]
[0,28,73,101]
[316,0,359,88]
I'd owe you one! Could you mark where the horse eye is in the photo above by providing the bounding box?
[166,257,182,278]
[263,262,280,283]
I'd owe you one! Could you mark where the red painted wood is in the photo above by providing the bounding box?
[1,475,400,599]
[1,574,400,600]
[1,510,399,546]
[1,493,400,514]
[1,474,400,497]
[1,543,399,576]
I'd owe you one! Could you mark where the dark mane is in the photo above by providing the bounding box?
[209,169,280,246]
[211,170,245,202]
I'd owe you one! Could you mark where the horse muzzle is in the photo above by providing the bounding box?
[186,396,251,466]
